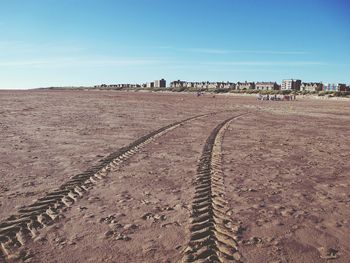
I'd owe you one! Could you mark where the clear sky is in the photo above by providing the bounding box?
[0,0,349,89]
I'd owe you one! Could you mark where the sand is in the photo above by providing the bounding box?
[0,90,349,262]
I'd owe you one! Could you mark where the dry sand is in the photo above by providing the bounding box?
[0,90,349,262]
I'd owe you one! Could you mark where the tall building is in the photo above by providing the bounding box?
[281,79,301,91]
[154,79,166,88]
[146,82,154,88]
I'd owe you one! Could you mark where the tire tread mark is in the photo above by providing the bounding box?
[0,112,218,261]
[182,114,247,263]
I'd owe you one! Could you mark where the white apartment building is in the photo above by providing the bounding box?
[281,79,301,91]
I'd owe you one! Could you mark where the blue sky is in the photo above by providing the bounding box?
[0,0,349,89]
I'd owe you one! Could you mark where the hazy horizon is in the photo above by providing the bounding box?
[1,0,349,89]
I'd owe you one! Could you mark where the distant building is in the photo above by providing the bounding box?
[146,82,154,88]
[154,79,166,88]
[255,82,279,91]
[194,81,211,90]
[323,83,348,92]
[281,79,301,91]
[323,83,337,92]
[207,82,217,90]
[218,81,235,89]
[95,83,142,89]
[236,81,255,90]
[185,82,195,88]
[338,83,348,92]
[169,80,235,90]
[114,84,139,88]
[300,82,323,92]
[170,80,186,88]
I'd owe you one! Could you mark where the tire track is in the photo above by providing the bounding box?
[0,112,216,261]
[182,114,247,263]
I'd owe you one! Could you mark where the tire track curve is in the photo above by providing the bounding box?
[182,114,247,263]
[0,112,216,261]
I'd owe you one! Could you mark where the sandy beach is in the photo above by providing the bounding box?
[0,90,349,262]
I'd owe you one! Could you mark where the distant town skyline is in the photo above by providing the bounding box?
[0,0,350,89]
[94,79,349,93]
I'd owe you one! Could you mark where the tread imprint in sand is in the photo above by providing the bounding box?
[182,114,247,263]
[0,112,217,261]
